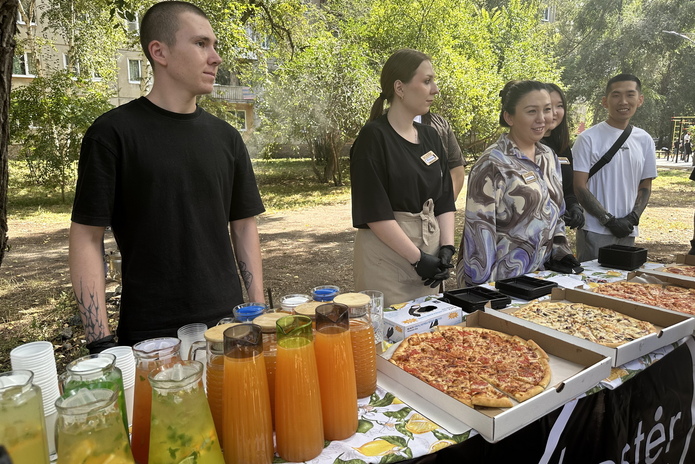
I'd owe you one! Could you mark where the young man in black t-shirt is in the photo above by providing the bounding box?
[69,1,265,349]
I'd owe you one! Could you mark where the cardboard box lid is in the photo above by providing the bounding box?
[676,254,695,265]
[383,299,460,325]
[376,311,611,442]
[497,287,695,367]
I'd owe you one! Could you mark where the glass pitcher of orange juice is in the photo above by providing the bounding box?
[334,293,378,398]
[148,361,223,464]
[252,312,287,429]
[55,388,134,464]
[131,338,181,464]
[275,315,324,462]
[222,324,274,464]
[189,322,239,449]
[0,370,50,464]
[314,303,358,441]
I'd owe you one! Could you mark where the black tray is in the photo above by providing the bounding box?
[598,244,648,271]
[494,276,558,300]
[442,287,512,313]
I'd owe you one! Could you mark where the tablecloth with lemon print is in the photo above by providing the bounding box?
[273,260,675,463]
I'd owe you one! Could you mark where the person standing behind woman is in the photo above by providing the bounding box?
[350,49,456,307]
[456,80,580,286]
[541,83,585,229]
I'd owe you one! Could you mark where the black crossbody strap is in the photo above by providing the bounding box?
[588,125,633,179]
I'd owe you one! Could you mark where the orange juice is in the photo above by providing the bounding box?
[263,349,276,427]
[315,326,358,440]
[131,338,180,464]
[206,355,225,447]
[349,319,378,398]
[131,364,153,463]
[275,337,324,462]
[223,353,273,464]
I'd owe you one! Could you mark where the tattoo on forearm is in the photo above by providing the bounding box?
[632,187,651,216]
[576,187,609,221]
[74,279,107,343]
[238,260,253,290]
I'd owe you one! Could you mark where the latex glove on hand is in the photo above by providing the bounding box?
[605,216,634,238]
[437,245,456,270]
[624,211,640,226]
[562,203,585,229]
[86,335,117,354]
[545,254,584,274]
[413,249,449,288]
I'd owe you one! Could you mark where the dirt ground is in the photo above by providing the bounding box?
[1,165,693,371]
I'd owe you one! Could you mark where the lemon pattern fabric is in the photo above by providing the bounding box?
[271,386,469,463]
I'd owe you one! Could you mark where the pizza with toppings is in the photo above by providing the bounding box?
[661,265,695,278]
[512,301,658,347]
[389,326,551,408]
[593,281,695,316]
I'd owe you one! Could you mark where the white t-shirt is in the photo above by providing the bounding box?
[573,121,657,236]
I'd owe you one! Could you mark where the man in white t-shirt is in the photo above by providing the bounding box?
[573,74,657,262]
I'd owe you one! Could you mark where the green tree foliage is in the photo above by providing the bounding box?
[252,0,559,177]
[554,0,695,144]
[10,72,112,202]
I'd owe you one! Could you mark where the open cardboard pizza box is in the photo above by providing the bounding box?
[494,287,695,367]
[376,310,611,443]
[645,256,695,283]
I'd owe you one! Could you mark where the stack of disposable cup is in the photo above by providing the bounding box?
[10,341,60,457]
[177,323,207,361]
[102,346,136,427]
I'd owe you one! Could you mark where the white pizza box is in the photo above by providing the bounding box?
[383,298,463,343]
[495,287,695,367]
[376,310,611,443]
[631,265,695,285]
[675,254,695,266]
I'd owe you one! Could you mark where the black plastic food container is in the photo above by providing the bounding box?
[598,244,648,271]
[495,276,558,300]
[442,287,512,313]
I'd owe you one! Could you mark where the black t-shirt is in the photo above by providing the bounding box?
[350,115,455,228]
[72,97,265,344]
[541,137,578,207]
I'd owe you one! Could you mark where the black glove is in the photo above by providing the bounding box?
[563,203,585,229]
[545,254,584,274]
[605,216,634,238]
[413,249,448,288]
[86,335,117,354]
[437,245,456,270]
[624,211,640,226]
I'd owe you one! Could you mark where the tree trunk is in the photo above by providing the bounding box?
[0,0,19,268]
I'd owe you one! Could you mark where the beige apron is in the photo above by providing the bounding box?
[354,199,441,307]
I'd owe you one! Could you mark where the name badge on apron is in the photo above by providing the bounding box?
[558,157,570,165]
[522,171,538,184]
[421,151,439,166]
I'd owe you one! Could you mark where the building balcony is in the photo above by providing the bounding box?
[211,85,255,102]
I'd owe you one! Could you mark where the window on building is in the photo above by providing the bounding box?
[128,59,142,83]
[232,110,247,131]
[12,52,36,76]
[126,13,139,33]
[215,67,232,86]
[63,53,80,74]
[541,6,555,22]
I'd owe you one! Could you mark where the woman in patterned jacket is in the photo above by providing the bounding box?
[456,80,580,286]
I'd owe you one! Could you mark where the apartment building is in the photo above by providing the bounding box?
[12,0,255,137]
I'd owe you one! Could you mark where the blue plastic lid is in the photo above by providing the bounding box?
[312,288,339,302]
[235,305,266,322]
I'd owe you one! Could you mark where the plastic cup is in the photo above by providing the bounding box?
[178,323,208,361]
[360,290,385,345]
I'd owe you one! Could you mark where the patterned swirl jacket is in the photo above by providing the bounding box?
[456,134,572,286]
